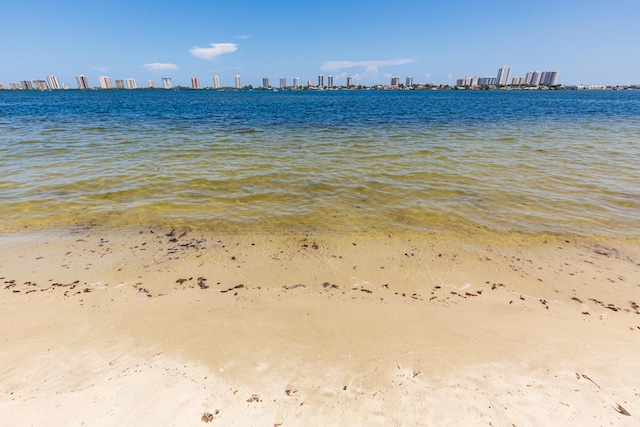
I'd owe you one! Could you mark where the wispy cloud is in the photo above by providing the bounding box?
[190,43,238,61]
[321,59,414,72]
[92,66,108,72]
[144,62,179,72]
[236,35,252,39]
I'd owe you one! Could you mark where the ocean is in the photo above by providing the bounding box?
[1,89,639,237]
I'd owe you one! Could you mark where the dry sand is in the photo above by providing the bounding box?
[1,227,639,426]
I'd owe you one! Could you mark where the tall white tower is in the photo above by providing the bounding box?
[497,66,510,86]
[234,75,241,89]
[213,75,220,89]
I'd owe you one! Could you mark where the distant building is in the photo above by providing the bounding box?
[280,77,286,89]
[32,79,48,90]
[306,79,312,86]
[21,80,34,90]
[347,77,353,87]
[126,78,137,89]
[293,77,300,88]
[46,75,61,90]
[540,70,559,86]
[191,77,200,89]
[406,76,413,87]
[115,80,125,89]
[99,76,113,89]
[213,75,220,89]
[148,80,156,88]
[327,75,333,88]
[162,77,173,89]
[318,74,324,87]
[262,77,270,89]
[234,75,241,89]
[497,66,510,86]
[0,83,7,90]
[76,75,90,90]
[528,71,541,86]
[10,82,21,90]
[391,76,400,87]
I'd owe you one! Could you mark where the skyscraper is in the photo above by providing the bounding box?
[497,66,510,86]
[280,77,286,89]
[347,77,353,87]
[46,75,61,90]
[148,80,156,88]
[76,75,90,90]
[32,80,48,90]
[318,74,324,87]
[99,76,113,89]
[115,80,125,89]
[529,71,542,86]
[234,75,241,89]
[293,77,299,88]
[262,77,270,89]
[327,75,333,88]
[191,77,200,89]
[391,76,400,87]
[213,75,220,89]
[406,76,414,87]
[162,77,172,89]
[126,78,137,89]
[540,70,559,86]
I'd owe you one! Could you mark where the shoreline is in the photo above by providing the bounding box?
[2,227,639,425]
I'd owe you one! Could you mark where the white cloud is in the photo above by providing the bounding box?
[92,66,108,72]
[236,35,252,39]
[190,43,238,61]
[321,59,414,72]
[144,63,179,72]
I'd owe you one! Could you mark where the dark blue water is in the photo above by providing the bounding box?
[1,90,639,237]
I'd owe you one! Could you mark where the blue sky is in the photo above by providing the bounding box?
[1,0,639,88]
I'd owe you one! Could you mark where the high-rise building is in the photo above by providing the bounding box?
[148,80,156,88]
[306,79,312,86]
[126,78,137,89]
[529,71,541,86]
[10,82,21,90]
[213,75,220,89]
[99,76,113,89]
[347,77,353,87]
[234,75,241,89]
[191,77,200,89]
[0,83,7,90]
[497,66,510,86]
[32,80,48,90]
[262,77,270,89]
[328,75,334,88]
[162,77,173,89]
[406,76,414,87]
[540,70,559,86]
[46,75,61,90]
[115,80,125,89]
[318,74,324,87]
[279,77,286,89]
[21,80,34,90]
[293,77,299,88]
[76,75,90,89]
[391,76,400,87]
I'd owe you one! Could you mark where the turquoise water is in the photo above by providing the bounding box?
[1,90,639,237]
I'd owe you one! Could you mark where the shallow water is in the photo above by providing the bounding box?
[1,89,639,237]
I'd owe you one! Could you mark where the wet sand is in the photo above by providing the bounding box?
[1,228,639,426]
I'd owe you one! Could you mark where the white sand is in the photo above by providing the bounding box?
[1,228,639,426]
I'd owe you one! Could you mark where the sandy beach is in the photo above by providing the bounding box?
[1,227,639,426]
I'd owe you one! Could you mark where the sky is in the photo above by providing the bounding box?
[1,0,639,88]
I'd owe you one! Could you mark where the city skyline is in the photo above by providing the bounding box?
[1,0,638,88]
